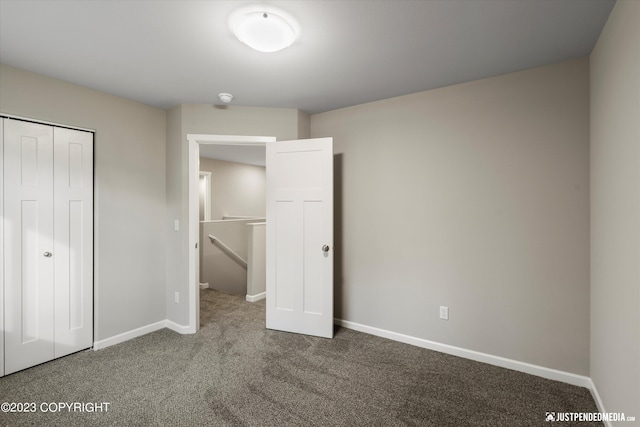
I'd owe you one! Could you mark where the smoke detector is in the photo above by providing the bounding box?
[218,93,233,103]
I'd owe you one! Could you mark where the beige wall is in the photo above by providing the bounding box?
[311,58,590,375]
[199,158,266,220]
[165,104,308,325]
[165,106,185,324]
[247,223,266,298]
[182,104,307,141]
[590,0,640,420]
[200,219,257,295]
[0,63,167,341]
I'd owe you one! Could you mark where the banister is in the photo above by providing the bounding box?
[208,234,248,269]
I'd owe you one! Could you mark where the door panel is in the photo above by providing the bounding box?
[4,119,55,374]
[303,200,323,315]
[274,200,295,311]
[266,138,333,338]
[53,127,93,358]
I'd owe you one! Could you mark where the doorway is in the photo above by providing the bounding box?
[187,134,275,333]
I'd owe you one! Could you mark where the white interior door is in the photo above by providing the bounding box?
[53,127,93,358]
[4,120,56,374]
[266,137,334,338]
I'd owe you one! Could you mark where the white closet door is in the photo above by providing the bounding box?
[53,127,93,358]
[4,119,55,374]
[3,120,93,375]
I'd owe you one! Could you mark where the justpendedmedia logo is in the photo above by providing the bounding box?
[545,411,635,423]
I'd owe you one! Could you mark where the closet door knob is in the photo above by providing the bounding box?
[322,245,330,253]
[44,252,52,257]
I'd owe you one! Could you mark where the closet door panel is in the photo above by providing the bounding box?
[53,127,93,358]
[4,120,55,375]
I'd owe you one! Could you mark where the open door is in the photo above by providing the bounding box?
[266,138,333,338]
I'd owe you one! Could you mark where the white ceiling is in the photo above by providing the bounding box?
[0,0,615,164]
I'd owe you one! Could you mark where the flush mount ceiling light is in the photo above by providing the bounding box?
[230,6,299,53]
[218,92,233,103]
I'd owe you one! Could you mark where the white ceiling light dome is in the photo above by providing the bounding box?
[218,92,233,103]
[230,6,299,53]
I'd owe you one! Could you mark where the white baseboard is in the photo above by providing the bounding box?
[165,320,193,334]
[334,318,592,389]
[586,379,613,427]
[93,319,194,350]
[199,283,209,290]
[93,320,167,350]
[246,292,266,302]
[92,314,605,414]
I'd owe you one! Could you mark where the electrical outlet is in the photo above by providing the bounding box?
[174,291,180,304]
[174,220,180,232]
[439,306,449,320]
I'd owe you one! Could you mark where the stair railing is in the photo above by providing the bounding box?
[207,234,248,269]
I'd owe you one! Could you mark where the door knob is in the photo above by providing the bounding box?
[322,245,330,253]
[44,252,52,257]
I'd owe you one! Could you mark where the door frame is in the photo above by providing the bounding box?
[186,134,275,333]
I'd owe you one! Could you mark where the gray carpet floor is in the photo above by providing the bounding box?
[1,289,601,426]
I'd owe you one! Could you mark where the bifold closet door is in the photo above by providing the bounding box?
[52,127,93,359]
[4,120,55,374]
[3,119,93,375]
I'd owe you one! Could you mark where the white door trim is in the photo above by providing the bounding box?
[186,134,275,334]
